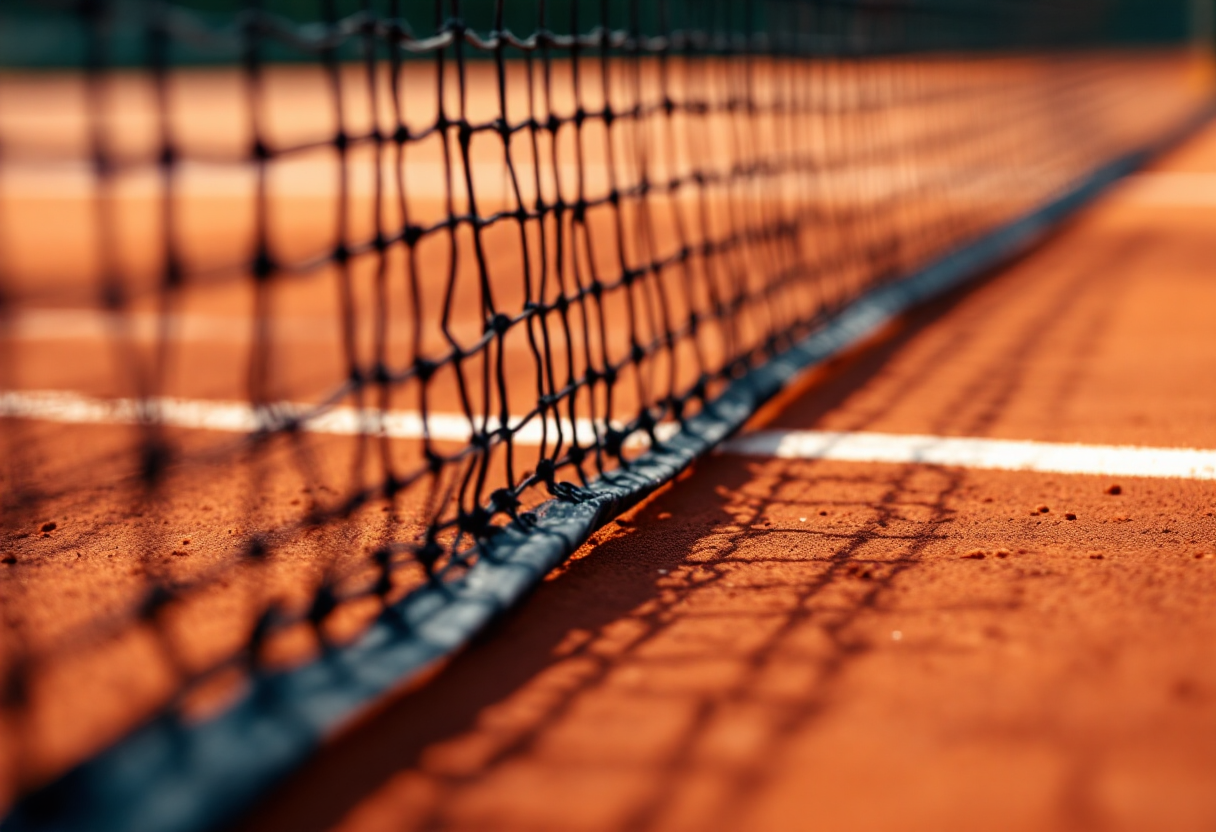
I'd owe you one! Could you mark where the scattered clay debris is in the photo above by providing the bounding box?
[819,510,828,516]
[1090,553,1104,560]
[1106,484,1122,495]
[1036,505,1050,514]
[181,539,190,545]
[40,521,56,533]
[1065,513,1077,521]
[171,550,188,557]
[2,556,16,565]
[995,549,1012,558]
[962,549,986,559]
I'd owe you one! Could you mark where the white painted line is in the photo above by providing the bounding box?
[1115,172,1216,206]
[0,389,673,450]
[719,429,1216,481]
[3,390,1213,480]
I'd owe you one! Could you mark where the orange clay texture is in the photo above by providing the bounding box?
[232,126,1216,832]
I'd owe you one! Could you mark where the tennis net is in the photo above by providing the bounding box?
[0,1,1212,830]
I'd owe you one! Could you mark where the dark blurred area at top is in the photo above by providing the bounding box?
[0,0,1206,70]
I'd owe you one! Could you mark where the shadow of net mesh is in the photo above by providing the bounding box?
[0,0,1209,806]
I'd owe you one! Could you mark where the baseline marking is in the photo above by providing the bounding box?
[0,389,661,449]
[720,429,1216,481]
[2,390,1214,480]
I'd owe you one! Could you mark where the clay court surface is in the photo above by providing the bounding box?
[238,127,1216,832]
[1,54,1215,830]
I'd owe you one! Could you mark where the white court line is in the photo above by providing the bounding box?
[1115,172,1216,206]
[0,389,667,450]
[2,389,1214,481]
[720,429,1216,481]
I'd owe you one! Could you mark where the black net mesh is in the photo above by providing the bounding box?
[0,0,1209,813]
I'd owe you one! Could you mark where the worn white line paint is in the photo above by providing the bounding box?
[3,390,1213,480]
[720,429,1216,480]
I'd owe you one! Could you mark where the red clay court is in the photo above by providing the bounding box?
[0,2,1214,831]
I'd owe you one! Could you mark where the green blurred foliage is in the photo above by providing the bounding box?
[0,0,1204,70]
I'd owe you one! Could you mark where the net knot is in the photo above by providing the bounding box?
[534,458,557,486]
[636,409,657,434]
[458,506,494,538]
[490,488,520,515]
[487,312,512,335]
[413,357,436,381]
[604,427,626,458]
[424,448,444,474]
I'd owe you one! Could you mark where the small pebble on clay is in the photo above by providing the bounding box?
[1106,484,1122,495]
